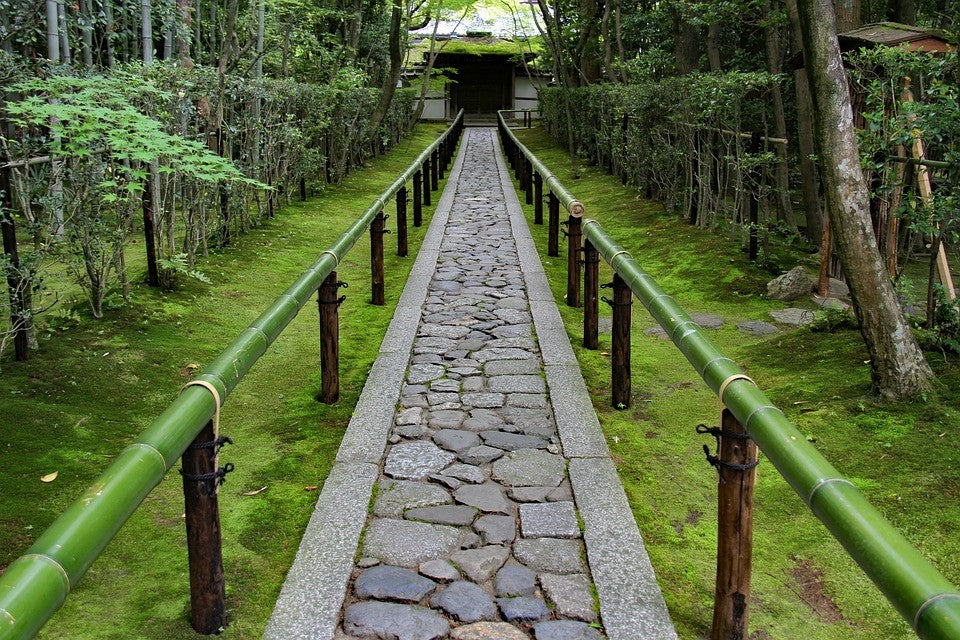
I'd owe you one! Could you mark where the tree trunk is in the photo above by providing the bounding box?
[796,0,932,400]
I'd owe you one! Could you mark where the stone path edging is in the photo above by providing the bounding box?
[263,139,468,640]
[493,142,679,640]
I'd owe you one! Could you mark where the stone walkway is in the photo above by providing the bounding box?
[266,129,676,640]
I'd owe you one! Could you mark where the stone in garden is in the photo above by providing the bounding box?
[385,441,455,480]
[459,445,505,465]
[454,483,514,514]
[419,559,460,582]
[450,545,510,582]
[474,514,516,545]
[492,449,566,487]
[737,320,779,336]
[513,538,586,574]
[766,266,814,301]
[519,502,580,538]
[374,481,452,518]
[354,566,437,602]
[408,363,446,384]
[497,596,549,622]
[406,505,479,526]
[429,581,497,623]
[343,602,448,640]
[769,308,815,326]
[494,565,536,597]
[451,621,530,640]
[434,429,481,453]
[540,573,596,621]
[532,620,603,640]
[363,519,460,568]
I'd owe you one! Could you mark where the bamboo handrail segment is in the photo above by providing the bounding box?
[496,116,960,640]
[0,110,464,640]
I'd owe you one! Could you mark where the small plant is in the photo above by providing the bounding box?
[810,307,857,333]
[156,254,212,291]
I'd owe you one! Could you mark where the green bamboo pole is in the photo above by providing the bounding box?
[0,111,463,640]
[494,112,960,639]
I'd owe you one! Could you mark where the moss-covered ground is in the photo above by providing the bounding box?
[0,122,451,639]
[512,125,960,640]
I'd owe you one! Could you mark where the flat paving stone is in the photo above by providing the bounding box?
[363,519,460,568]
[385,442,456,480]
[343,601,449,640]
[354,566,437,602]
[519,502,580,538]
[513,538,587,574]
[450,545,510,582]
[540,573,597,622]
[451,621,530,640]
[492,449,566,487]
[429,581,497,623]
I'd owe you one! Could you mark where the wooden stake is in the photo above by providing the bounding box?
[611,274,631,409]
[413,171,423,227]
[181,420,227,634]
[583,239,599,350]
[371,210,385,305]
[534,172,543,225]
[711,409,757,640]
[396,187,408,257]
[566,216,582,307]
[548,193,560,258]
[318,271,340,403]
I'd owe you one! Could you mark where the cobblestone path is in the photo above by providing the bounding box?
[337,129,605,640]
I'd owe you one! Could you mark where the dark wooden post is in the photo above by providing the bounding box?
[566,216,582,307]
[413,171,423,227]
[430,149,439,191]
[181,420,227,634]
[396,187,408,257]
[547,193,560,257]
[583,239,599,350]
[370,211,385,305]
[422,160,431,207]
[1,162,29,361]
[534,173,543,224]
[299,176,306,201]
[611,274,631,408]
[711,409,757,640]
[524,160,533,204]
[318,271,340,403]
[141,176,160,287]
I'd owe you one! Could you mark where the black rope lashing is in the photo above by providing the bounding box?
[180,463,235,496]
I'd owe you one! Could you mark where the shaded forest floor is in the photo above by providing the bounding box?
[0,123,449,639]
[513,125,960,640]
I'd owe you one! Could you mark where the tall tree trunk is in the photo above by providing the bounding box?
[763,0,796,226]
[796,0,932,400]
[785,0,824,243]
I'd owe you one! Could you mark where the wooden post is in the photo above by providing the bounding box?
[371,210,385,305]
[611,274,631,409]
[396,187,408,257]
[711,409,757,640]
[430,149,439,191]
[180,420,227,634]
[1,163,29,361]
[524,159,533,205]
[141,176,160,287]
[318,271,340,403]
[548,193,560,257]
[566,216,582,307]
[299,176,306,201]
[583,239,599,350]
[534,173,543,225]
[413,171,423,227]
[422,160,431,207]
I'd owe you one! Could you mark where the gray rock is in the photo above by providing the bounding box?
[689,313,724,329]
[451,621,530,640]
[408,363,446,385]
[450,545,510,582]
[540,573,597,621]
[343,602,449,640]
[497,596,549,622]
[363,519,460,568]
[474,514,516,545]
[419,559,460,582]
[492,449,566,487]
[769,308,815,326]
[455,483,514,514]
[354,566,437,602]
[396,407,424,426]
[461,392,506,408]
[519,502,580,538]
[428,409,467,429]
[385,442,456,480]
[406,505,479,526]
[484,359,541,376]
[442,463,487,484]
[375,481,452,518]
[488,375,545,394]
[767,266,814,301]
[434,429,482,453]
[494,565,536,597]
[513,538,586,574]
[737,320,780,336]
[429,581,496,623]
[459,445,505,465]
[532,620,603,640]
[481,430,549,451]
